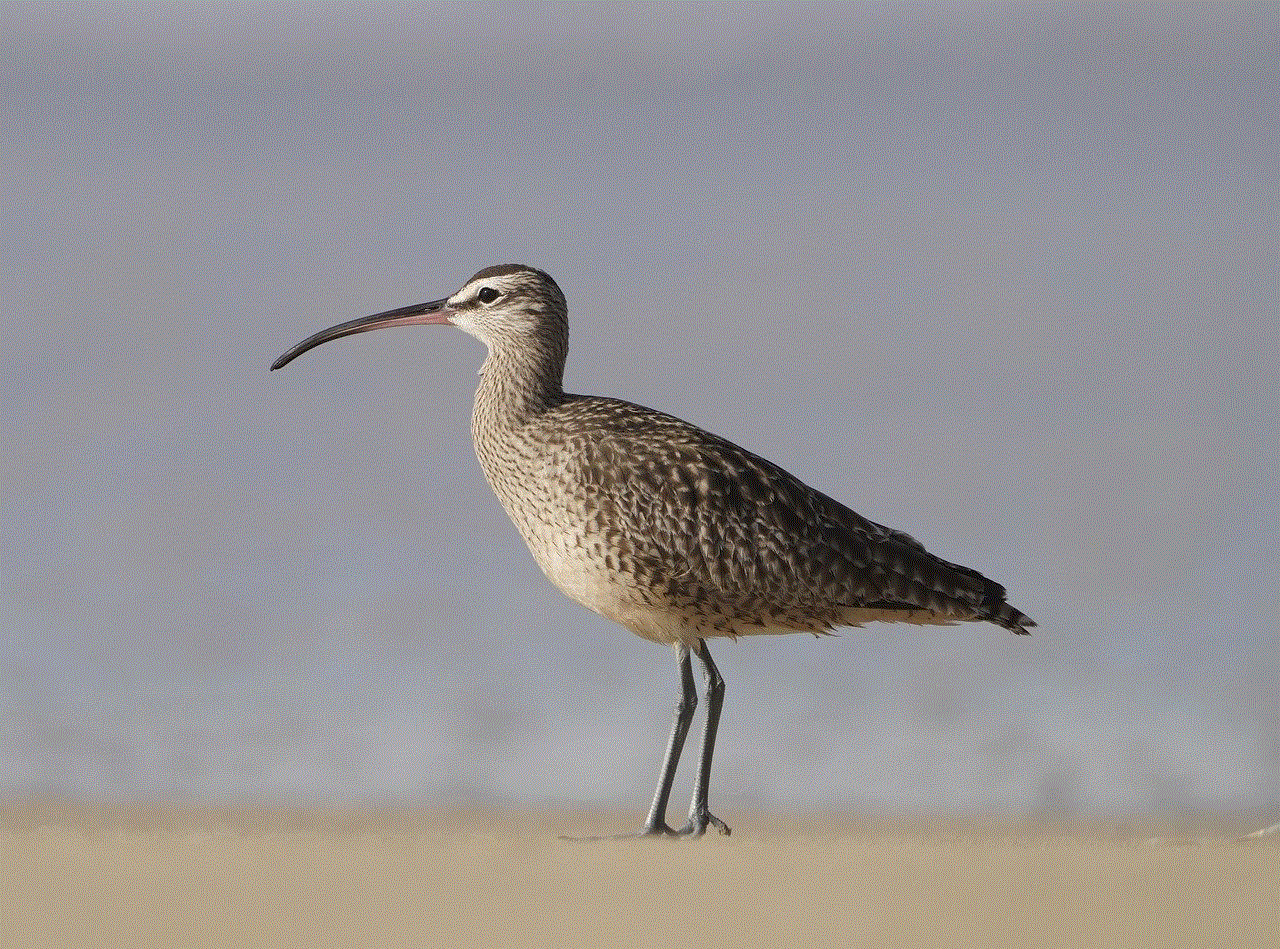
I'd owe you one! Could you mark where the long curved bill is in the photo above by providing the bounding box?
[270,297,453,371]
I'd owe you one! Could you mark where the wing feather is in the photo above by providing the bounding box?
[540,397,1020,632]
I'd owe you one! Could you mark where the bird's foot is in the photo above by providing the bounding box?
[674,808,731,838]
[642,821,684,838]
[560,814,729,841]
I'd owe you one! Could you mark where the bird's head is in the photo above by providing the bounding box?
[270,264,567,371]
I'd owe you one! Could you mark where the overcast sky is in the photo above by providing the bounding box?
[2,3,1276,815]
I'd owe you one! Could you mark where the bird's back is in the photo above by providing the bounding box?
[475,392,1035,644]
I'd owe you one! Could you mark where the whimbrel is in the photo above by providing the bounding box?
[272,264,1035,838]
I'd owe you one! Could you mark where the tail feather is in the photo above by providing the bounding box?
[982,578,1035,634]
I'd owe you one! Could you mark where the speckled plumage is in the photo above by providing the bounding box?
[458,265,1035,645]
[272,262,1035,838]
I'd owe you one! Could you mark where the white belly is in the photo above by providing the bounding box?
[520,526,688,644]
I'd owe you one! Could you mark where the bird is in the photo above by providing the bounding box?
[271,264,1035,838]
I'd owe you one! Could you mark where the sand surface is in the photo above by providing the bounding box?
[3,803,1276,949]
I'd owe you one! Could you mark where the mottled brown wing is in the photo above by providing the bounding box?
[544,398,1006,628]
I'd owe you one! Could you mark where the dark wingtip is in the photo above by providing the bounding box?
[979,575,1035,635]
[1007,612,1036,635]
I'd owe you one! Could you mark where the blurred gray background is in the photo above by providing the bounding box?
[2,3,1276,816]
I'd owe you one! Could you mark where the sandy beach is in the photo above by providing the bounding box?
[2,802,1275,949]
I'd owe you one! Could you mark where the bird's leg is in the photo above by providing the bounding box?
[561,643,701,841]
[639,642,697,836]
[676,639,731,837]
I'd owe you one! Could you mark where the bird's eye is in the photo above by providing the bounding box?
[477,287,500,304]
